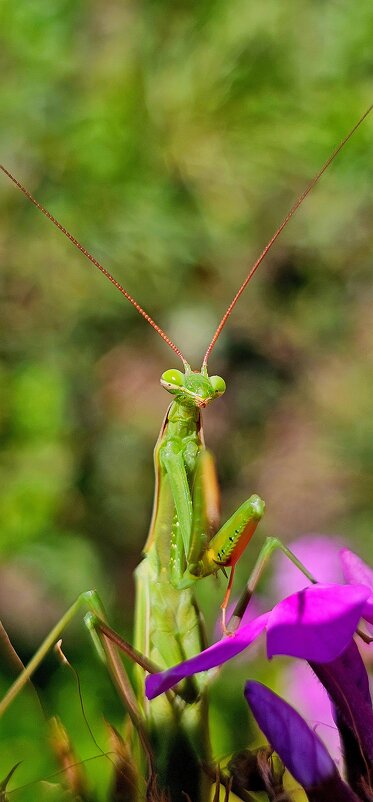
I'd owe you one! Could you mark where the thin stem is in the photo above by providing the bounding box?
[0,620,44,717]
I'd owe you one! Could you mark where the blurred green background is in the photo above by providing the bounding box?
[0,0,372,799]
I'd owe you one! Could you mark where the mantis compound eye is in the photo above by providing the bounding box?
[209,375,226,396]
[161,369,185,387]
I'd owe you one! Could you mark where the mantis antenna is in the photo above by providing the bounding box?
[202,103,373,369]
[1,104,372,370]
[0,164,189,368]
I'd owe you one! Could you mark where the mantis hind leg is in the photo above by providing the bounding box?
[0,591,102,718]
[0,590,146,733]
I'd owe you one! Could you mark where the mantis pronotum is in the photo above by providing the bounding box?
[0,105,371,799]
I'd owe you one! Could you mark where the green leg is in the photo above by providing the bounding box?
[0,591,103,717]
[86,616,182,713]
[84,612,156,789]
[227,537,317,633]
[0,589,140,721]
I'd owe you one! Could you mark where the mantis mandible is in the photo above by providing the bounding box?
[0,105,371,799]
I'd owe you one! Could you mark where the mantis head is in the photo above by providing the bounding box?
[160,368,226,408]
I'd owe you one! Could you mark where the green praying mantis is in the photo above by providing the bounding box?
[0,104,372,800]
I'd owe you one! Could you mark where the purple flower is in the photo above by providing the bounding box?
[145,583,369,700]
[273,542,373,767]
[244,680,360,801]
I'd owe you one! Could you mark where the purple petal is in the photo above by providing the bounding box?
[244,680,336,787]
[340,549,373,628]
[362,598,373,625]
[310,642,373,765]
[340,548,373,591]
[319,643,373,796]
[267,584,370,662]
[145,612,269,699]
[333,639,371,705]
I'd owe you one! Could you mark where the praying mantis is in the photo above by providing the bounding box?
[0,104,372,801]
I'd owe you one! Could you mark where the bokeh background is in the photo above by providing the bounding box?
[0,1,372,799]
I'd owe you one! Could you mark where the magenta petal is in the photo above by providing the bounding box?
[145,612,270,699]
[266,583,370,663]
[340,548,373,590]
[362,598,373,625]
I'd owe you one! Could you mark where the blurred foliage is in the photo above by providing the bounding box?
[0,0,372,799]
